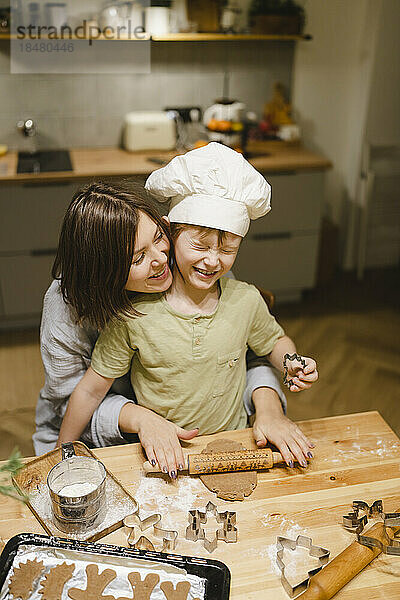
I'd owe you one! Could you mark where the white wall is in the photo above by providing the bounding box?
[291,0,383,268]
[366,0,400,145]
[362,0,400,270]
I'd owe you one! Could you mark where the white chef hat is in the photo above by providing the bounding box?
[145,142,271,237]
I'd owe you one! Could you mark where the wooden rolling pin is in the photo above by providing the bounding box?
[143,448,287,475]
[298,509,400,599]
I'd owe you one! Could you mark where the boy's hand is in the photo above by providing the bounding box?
[284,355,318,392]
[119,404,198,479]
[253,411,314,468]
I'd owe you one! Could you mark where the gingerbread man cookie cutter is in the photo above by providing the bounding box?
[343,500,383,533]
[276,534,330,598]
[282,353,307,390]
[185,501,237,553]
[343,500,400,555]
[123,507,178,552]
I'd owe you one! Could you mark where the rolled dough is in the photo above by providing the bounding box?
[199,439,257,501]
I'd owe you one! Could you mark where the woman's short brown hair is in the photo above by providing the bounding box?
[52,180,171,330]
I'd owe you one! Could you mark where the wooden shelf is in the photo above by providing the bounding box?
[152,33,311,41]
[0,32,311,42]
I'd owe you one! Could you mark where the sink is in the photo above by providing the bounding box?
[17,150,73,174]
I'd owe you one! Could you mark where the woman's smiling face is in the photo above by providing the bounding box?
[125,211,173,293]
[173,226,241,291]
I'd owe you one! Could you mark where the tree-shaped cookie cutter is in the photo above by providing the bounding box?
[123,506,178,552]
[276,534,330,598]
[185,501,237,553]
[282,353,306,389]
[343,499,400,555]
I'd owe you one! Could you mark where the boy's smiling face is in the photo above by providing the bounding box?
[173,226,242,290]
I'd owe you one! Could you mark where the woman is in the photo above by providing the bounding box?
[33,180,286,459]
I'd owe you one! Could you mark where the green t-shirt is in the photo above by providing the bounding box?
[91,277,285,435]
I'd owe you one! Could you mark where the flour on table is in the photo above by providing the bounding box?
[261,514,308,537]
[133,475,207,529]
[261,513,311,580]
[323,438,400,464]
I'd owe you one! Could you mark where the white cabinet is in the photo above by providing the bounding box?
[233,171,324,302]
[0,183,75,328]
[0,171,325,326]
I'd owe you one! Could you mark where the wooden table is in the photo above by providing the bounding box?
[1,410,399,599]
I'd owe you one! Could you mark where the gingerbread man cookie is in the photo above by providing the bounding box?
[117,572,160,600]
[68,564,116,600]
[9,558,44,600]
[160,580,200,600]
[38,562,75,600]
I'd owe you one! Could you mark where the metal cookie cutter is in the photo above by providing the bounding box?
[123,507,178,552]
[282,353,307,389]
[343,500,383,533]
[276,535,330,598]
[186,501,237,553]
[343,500,400,555]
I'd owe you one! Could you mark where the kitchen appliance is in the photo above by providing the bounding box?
[203,98,245,148]
[164,106,207,149]
[203,99,245,123]
[123,111,176,151]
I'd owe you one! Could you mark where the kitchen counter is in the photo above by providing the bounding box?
[0,141,331,184]
[0,411,399,599]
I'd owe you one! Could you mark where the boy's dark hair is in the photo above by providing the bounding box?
[52,180,171,330]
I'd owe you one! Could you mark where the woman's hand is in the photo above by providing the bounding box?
[253,411,314,468]
[284,355,318,392]
[119,404,198,478]
[251,386,315,468]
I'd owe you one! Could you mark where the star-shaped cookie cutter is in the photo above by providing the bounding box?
[185,501,237,553]
[123,507,178,553]
[342,500,400,555]
[276,534,330,598]
[282,353,307,389]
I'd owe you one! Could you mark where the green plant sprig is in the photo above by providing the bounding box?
[0,448,29,503]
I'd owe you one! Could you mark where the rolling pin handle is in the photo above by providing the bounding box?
[142,461,163,474]
[272,451,284,464]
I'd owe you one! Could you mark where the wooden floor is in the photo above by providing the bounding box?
[0,267,399,461]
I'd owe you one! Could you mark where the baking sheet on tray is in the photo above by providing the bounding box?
[0,544,205,600]
[0,534,231,600]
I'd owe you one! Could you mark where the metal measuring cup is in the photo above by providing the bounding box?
[47,443,107,533]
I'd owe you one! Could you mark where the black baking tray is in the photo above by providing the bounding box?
[0,533,230,598]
